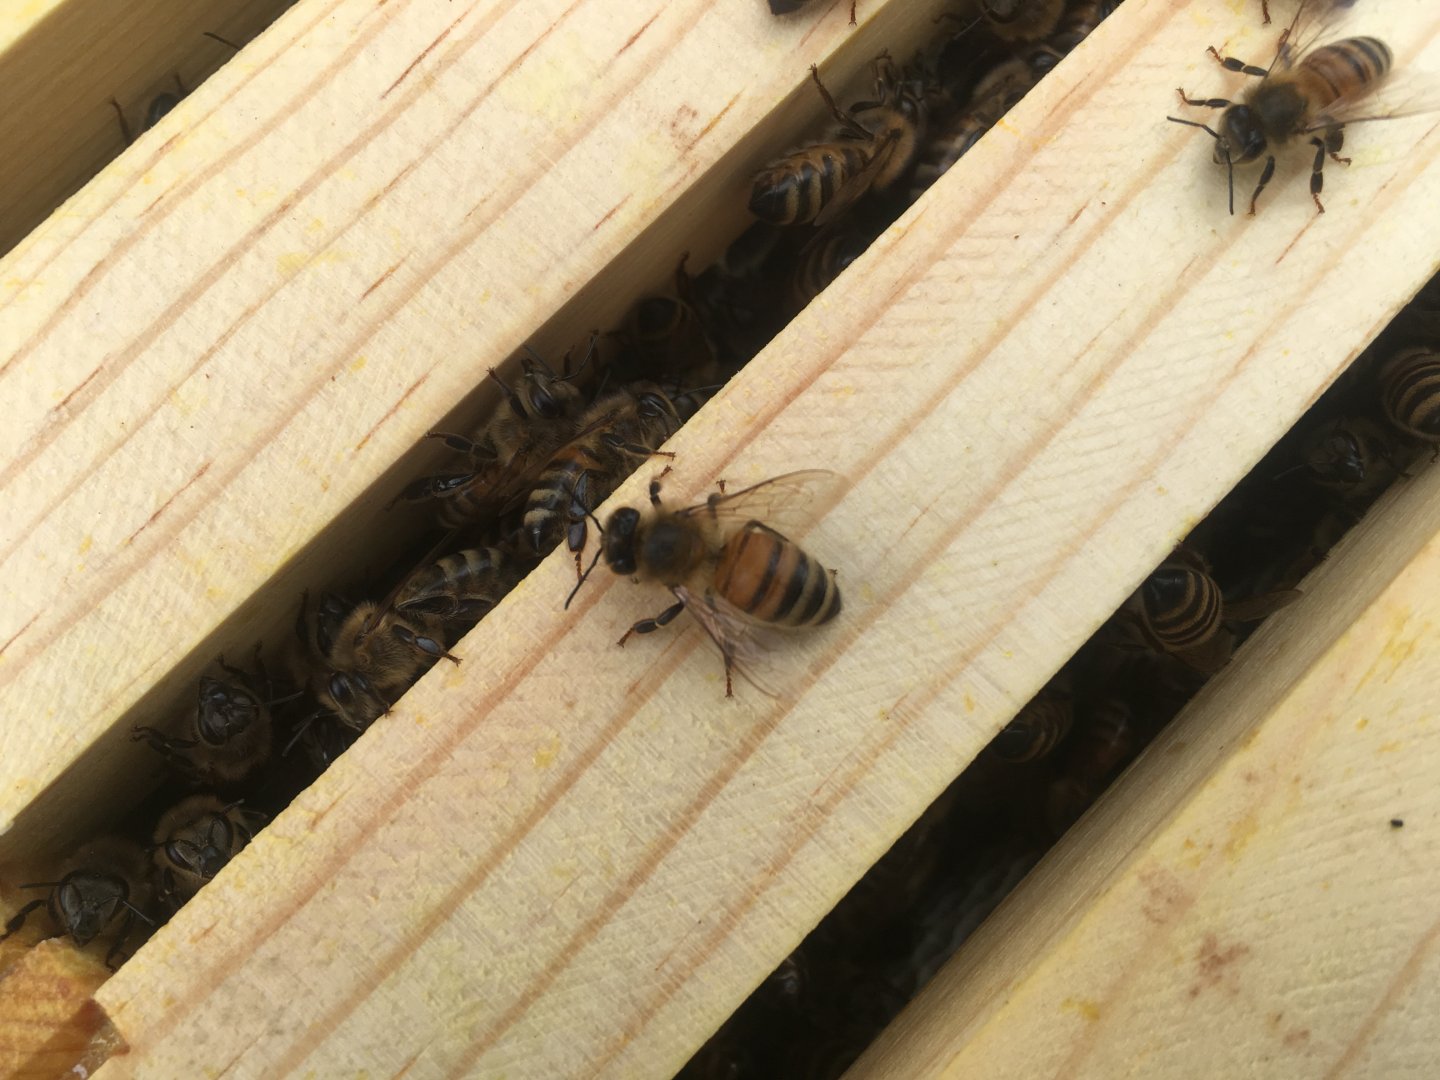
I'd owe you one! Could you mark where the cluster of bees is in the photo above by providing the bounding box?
[6,1,1426,1070]
[678,273,1440,1080]
[673,1,1440,1074]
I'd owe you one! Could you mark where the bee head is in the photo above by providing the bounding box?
[1215,105,1266,165]
[602,508,642,576]
[195,675,261,745]
[53,871,126,945]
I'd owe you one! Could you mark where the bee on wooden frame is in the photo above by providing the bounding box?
[769,0,858,27]
[974,0,1065,44]
[0,837,155,969]
[1168,0,1416,215]
[293,591,458,732]
[393,340,594,530]
[522,381,692,565]
[151,795,267,910]
[132,650,286,790]
[1379,346,1440,449]
[570,470,842,697]
[1124,548,1298,673]
[750,55,926,227]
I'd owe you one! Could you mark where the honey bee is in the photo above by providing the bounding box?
[789,219,882,309]
[977,0,1064,44]
[1127,549,1297,672]
[151,796,266,909]
[575,471,842,697]
[1294,414,1400,499]
[1045,0,1122,53]
[769,0,858,25]
[294,591,457,731]
[394,343,592,529]
[1169,0,1399,215]
[990,692,1073,763]
[908,55,1044,199]
[750,56,925,227]
[1,837,154,969]
[618,256,716,380]
[1379,346,1440,447]
[522,383,686,562]
[132,653,281,789]
[1045,698,1137,834]
[393,545,528,622]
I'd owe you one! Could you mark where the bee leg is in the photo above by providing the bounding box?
[849,0,857,26]
[617,601,686,648]
[1205,47,1268,79]
[426,431,489,457]
[1247,155,1276,216]
[1308,134,1343,214]
[488,366,528,420]
[1175,89,1232,110]
[110,97,134,146]
[1261,0,1270,23]
[809,64,869,139]
[0,898,48,941]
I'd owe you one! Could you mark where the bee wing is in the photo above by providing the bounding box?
[1302,69,1440,130]
[812,129,901,229]
[1270,0,1360,74]
[672,584,784,698]
[674,469,841,540]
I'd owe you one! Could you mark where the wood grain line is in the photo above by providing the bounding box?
[0,0,680,681]
[1323,908,1440,1079]
[616,10,660,58]
[122,461,212,546]
[0,0,356,331]
[381,5,469,100]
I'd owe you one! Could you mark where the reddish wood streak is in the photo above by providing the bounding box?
[124,461,212,546]
[54,363,105,415]
[592,194,630,232]
[354,371,430,452]
[382,9,466,100]
[616,11,661,58]
[360,257,406,300]
[685,92,741,154]
[0,614,39,660]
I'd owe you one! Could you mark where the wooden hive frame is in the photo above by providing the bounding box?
[2,0,1439,1075]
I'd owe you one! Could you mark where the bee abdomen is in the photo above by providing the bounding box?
[1380,347,1440,442]
[715,523,841,627]
[1141,564,1222,651]
[992,695,1073,763]
[750,144,869,226]
[1298,37,1392,108]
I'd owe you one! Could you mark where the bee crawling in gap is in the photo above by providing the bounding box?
[1167,0,1415,215]
[769,0,858,27]
[521,381,691,566]
[151,795,267,910]
[1379,346,1440,452]
[974,0,1066,45]
[568,470,842,697]
[392,544,530,624]
[132,649,290,790]
[393,339,594,530]
[750,55,926,227]
[293,590,458,733]
[0,837,156,969]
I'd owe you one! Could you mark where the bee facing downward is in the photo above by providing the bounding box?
[570,471,842,697]
[1168,0,1399,215]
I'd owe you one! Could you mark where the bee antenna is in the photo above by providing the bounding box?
[202,31,242,51]
[282,712,320,757]
[1167,116,1233,214]
[19,880,61,890]
[564,512,608,610]
[122,900,157,927]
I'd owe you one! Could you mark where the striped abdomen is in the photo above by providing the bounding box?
[394,546,518,620]
[749,142,871,226]
[1293,37,1392,114]
[992,694,1073,763]
[1140,562,1223,651]
[713,522,841,627]
[523,445,606,553]
[1380,347,1440,442]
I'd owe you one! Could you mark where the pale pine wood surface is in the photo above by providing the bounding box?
[847,420,1440,1080]
[0,0,929,859]
[0,0,297,256]
[63,1,1440,1076]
